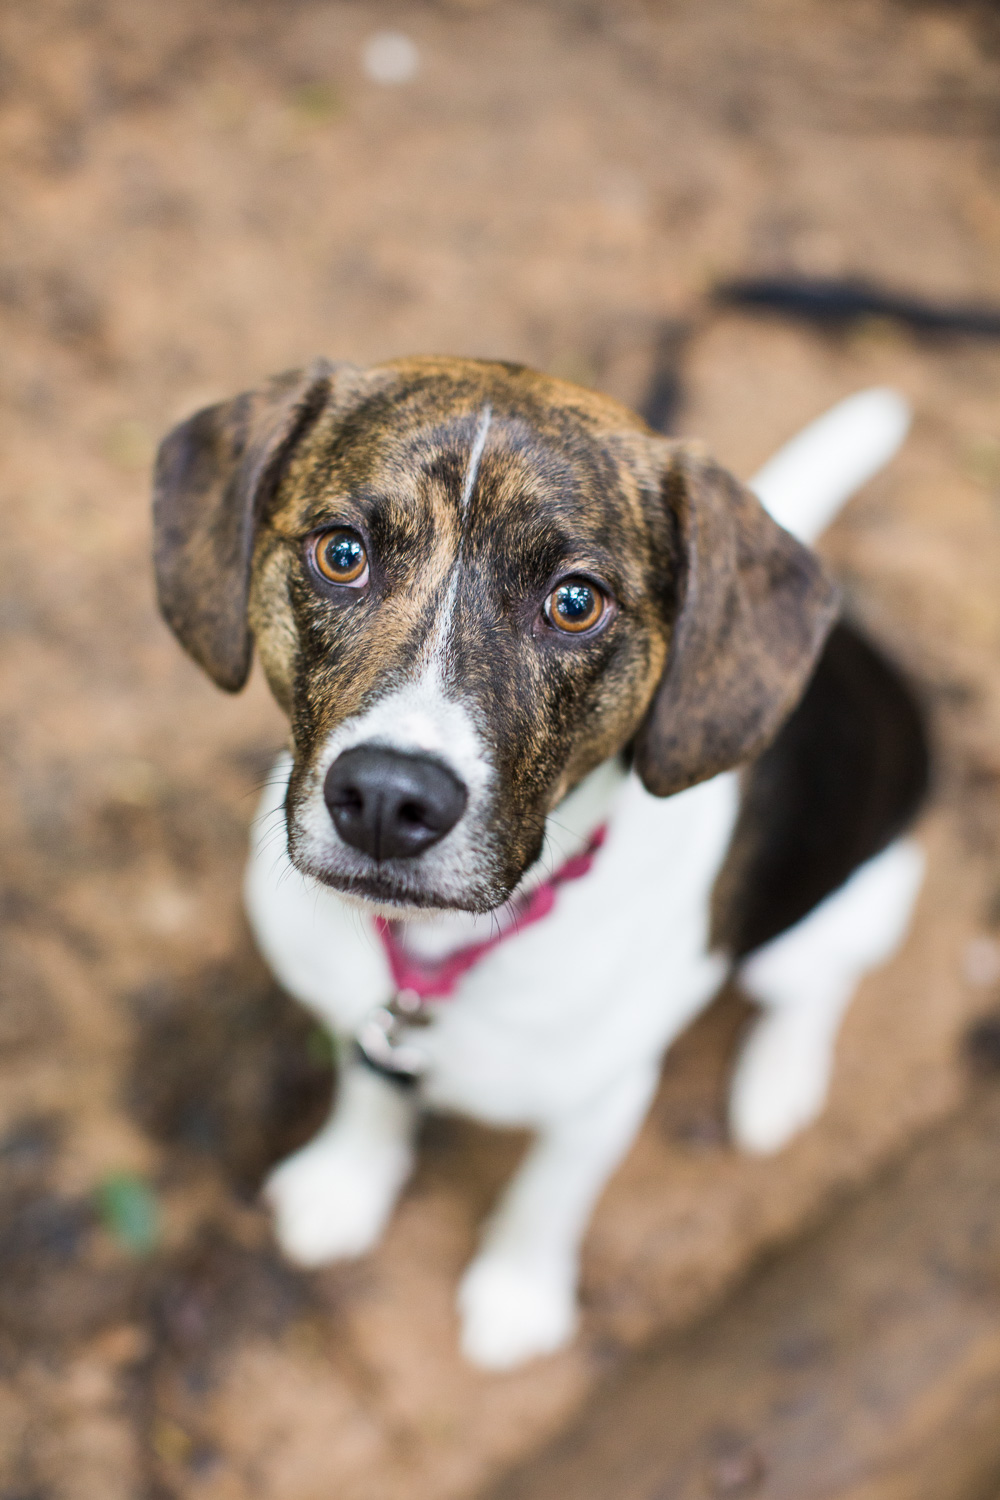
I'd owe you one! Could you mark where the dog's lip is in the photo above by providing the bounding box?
[303,862,505,914]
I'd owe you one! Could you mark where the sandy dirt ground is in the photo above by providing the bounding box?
[488,1078,1000,1500]
[1,2,1000,1496]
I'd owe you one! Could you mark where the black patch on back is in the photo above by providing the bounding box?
[713,620,930,961]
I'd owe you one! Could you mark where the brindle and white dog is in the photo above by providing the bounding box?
[153,359,928,1369]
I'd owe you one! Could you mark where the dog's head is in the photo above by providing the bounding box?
[153,356,836,913]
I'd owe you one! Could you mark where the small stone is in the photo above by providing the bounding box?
[362,31,420,85]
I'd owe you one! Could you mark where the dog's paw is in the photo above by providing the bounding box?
[264,1135,411,1266]
[728,1009,835,1154]
[457,1256,577,1370]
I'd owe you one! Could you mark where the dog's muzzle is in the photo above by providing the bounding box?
[323,747,468,861]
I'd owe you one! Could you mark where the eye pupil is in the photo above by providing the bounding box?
[311,529,368,585]
[328,537,360,572]
[557,584,593,620]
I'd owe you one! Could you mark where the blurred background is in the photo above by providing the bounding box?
[2,2,1000,1496]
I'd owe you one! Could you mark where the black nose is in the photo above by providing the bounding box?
[323,747,468,861]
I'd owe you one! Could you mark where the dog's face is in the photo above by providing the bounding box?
[153,357,836,914]
[252,361,680,912]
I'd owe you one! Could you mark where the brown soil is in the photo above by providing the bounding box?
[1,2,1000,1497]
[487,1078,1000,1500]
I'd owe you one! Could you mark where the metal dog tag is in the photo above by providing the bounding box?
[354,988,430,1088]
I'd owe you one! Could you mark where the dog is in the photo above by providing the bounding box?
[152,358,928,1369]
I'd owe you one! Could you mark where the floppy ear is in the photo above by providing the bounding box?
[633,444,839,797]
[152,359,337,691]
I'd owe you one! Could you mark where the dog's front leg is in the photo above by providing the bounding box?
[458,1062,659,1369]
[265,1055,418,1266]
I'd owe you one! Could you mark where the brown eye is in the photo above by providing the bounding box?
[309,529,369,587]
[545,578,606,634]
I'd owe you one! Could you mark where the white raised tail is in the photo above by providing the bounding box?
[750,387,911,545]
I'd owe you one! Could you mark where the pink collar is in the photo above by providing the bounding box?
[373,825,607,1002]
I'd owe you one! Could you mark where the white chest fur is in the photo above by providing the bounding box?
[245,755,738,1127]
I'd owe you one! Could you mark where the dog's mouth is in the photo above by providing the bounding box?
[285,741,513,913]
[304,862,509,917]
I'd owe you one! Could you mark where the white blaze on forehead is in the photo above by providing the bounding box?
[461,404,492,511]
[422,401,492,673]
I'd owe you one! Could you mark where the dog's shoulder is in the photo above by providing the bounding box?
[710,619,930,960]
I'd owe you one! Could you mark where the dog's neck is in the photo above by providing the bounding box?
[395,755,629,962]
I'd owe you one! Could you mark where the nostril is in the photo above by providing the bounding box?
[397,799,428,827]
[328,785,364,815]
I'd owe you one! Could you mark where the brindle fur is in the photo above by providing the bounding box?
[153,355,838,912]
